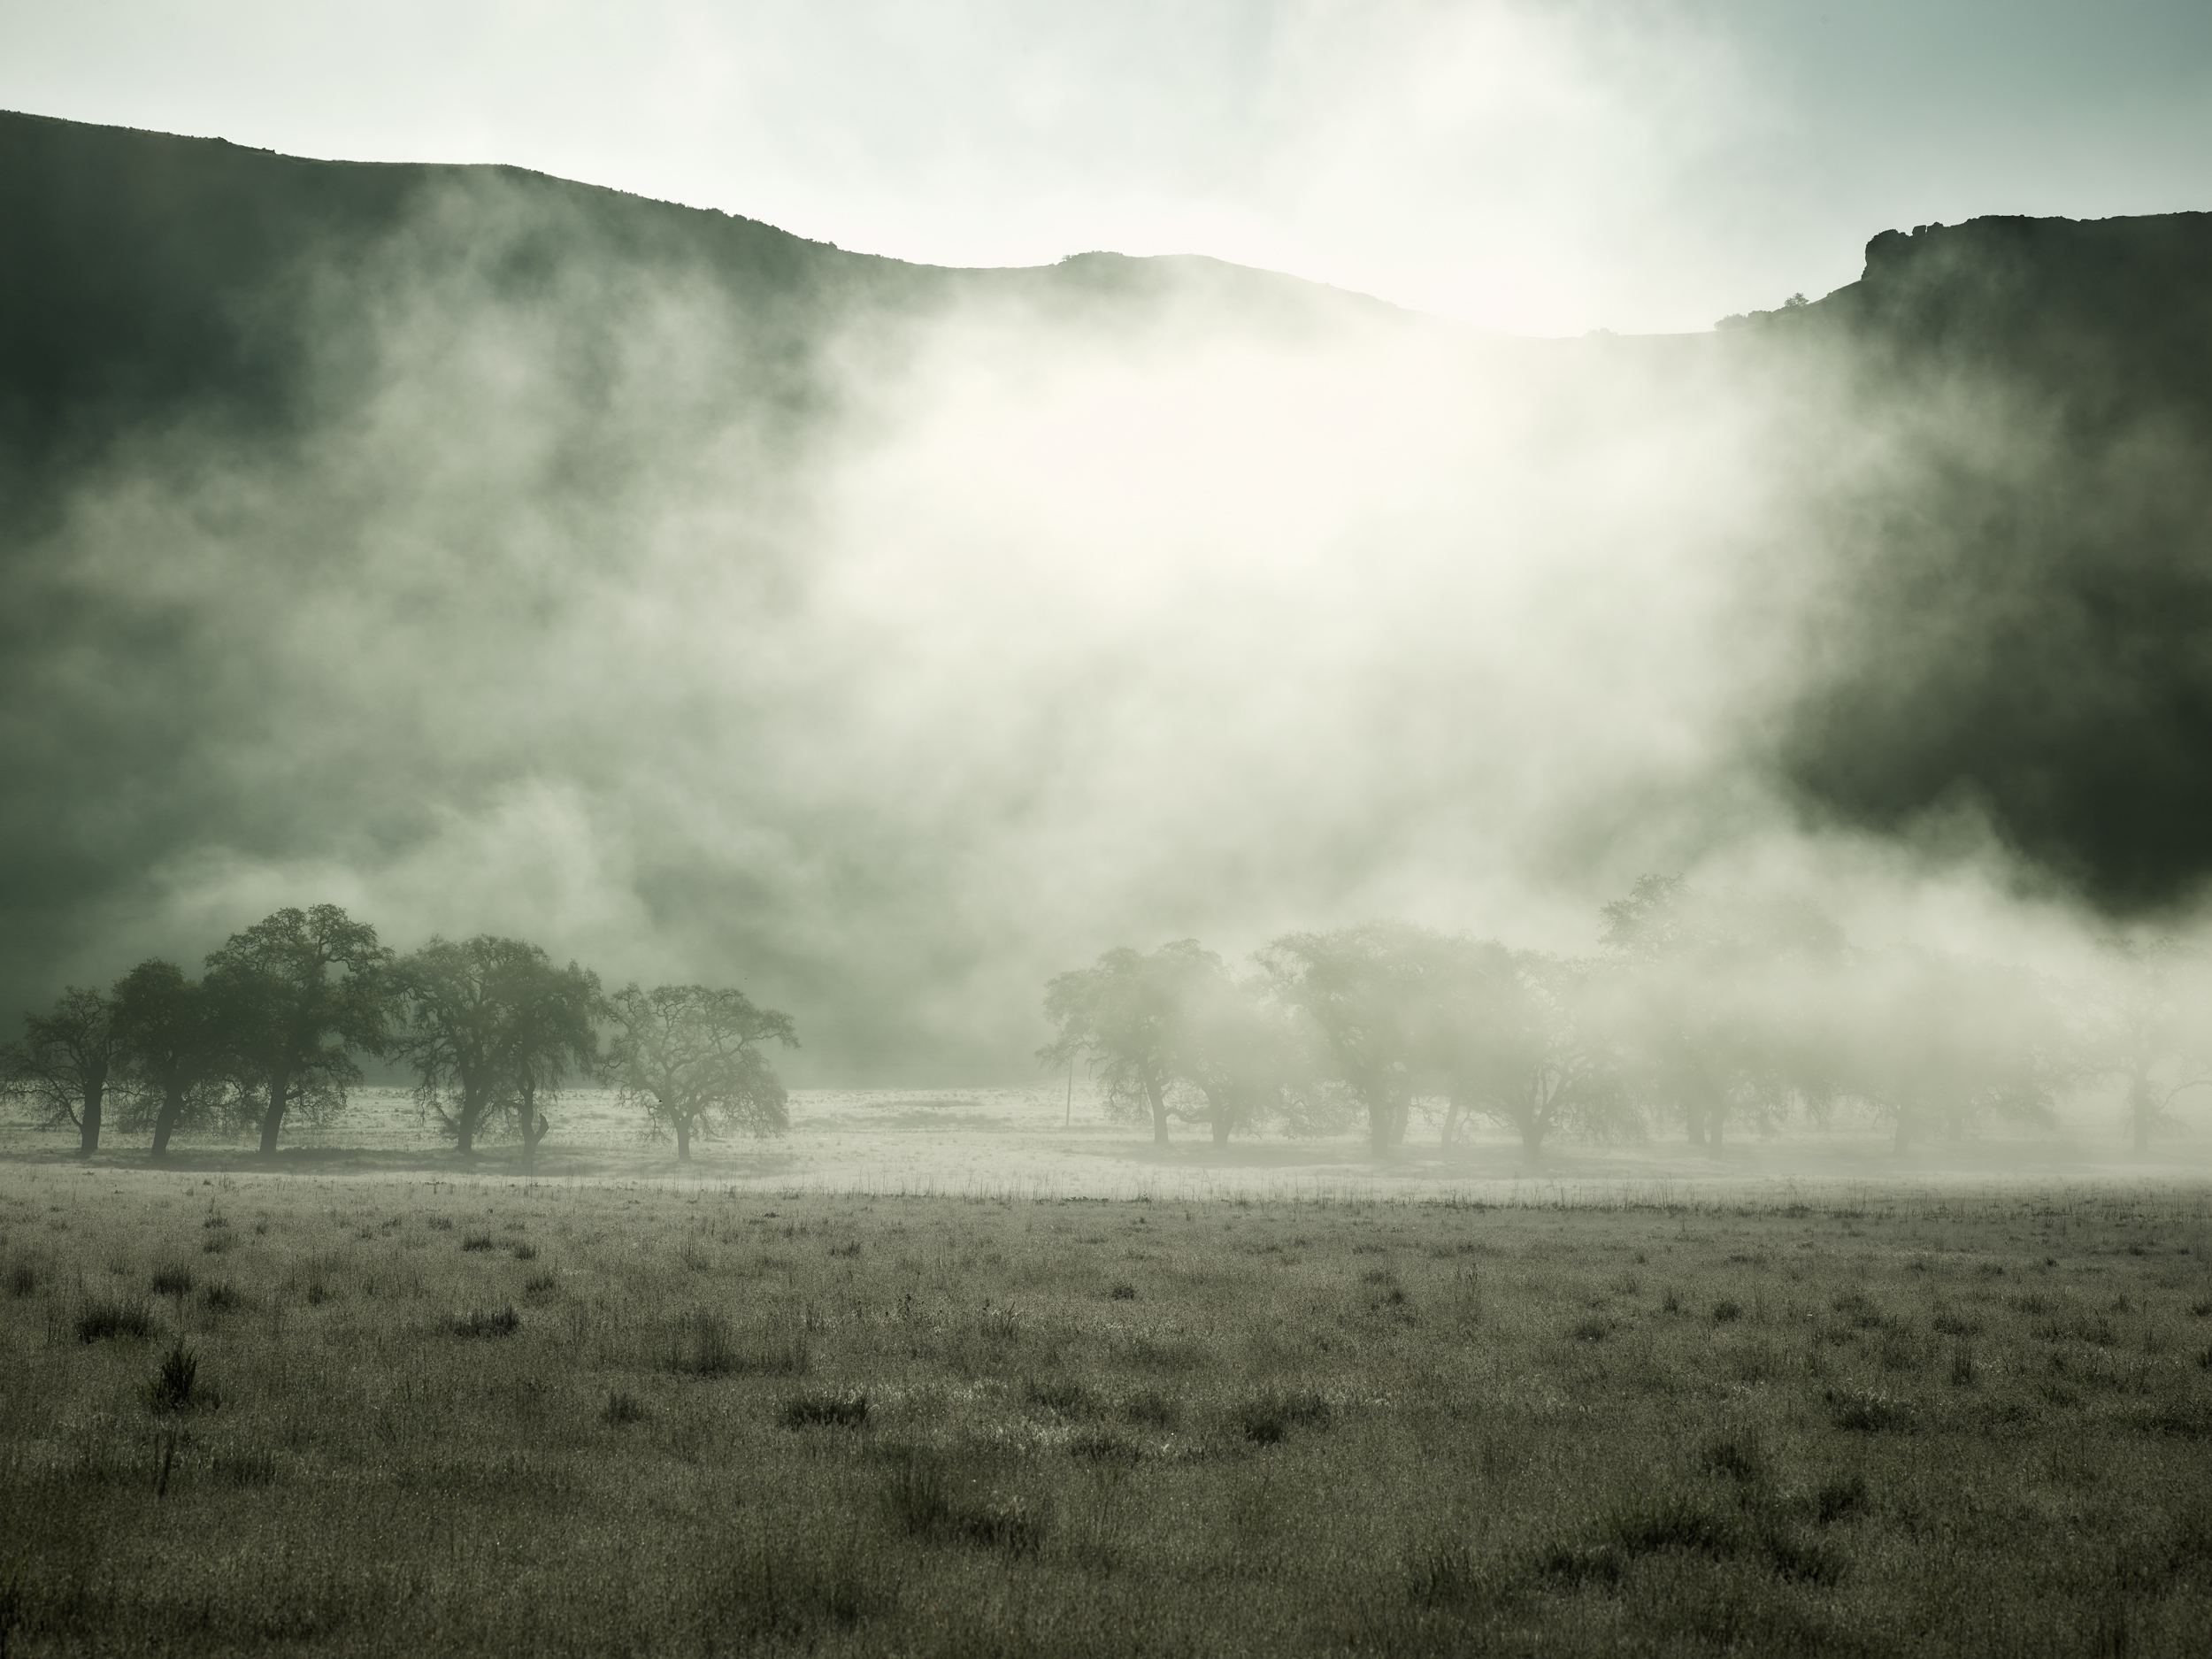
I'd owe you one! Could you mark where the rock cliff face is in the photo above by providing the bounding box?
[1752,211,2212,909]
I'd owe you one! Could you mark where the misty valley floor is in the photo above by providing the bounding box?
[4,1169,2212,1656]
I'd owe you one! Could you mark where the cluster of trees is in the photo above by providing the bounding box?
[1041,878,2211,1157]
[1,904,797,1164]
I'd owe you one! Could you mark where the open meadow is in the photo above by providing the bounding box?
[5,1156,2212,1656]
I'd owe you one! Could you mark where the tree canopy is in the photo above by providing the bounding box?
[607,983,795,1162]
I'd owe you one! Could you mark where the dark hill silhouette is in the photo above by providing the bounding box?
[0,109,1406,519]
[1733,213,2212,910]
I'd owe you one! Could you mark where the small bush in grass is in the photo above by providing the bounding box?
[1571,1315,1611,1342]
[780,1389,869,1430]
[1110,1283,1137,1301]
[305,1280,333,1306]
[667,1310,809,1377]
[6,1262,35,1298]
[142,1339,198,1413]
[1710,1299,1743,1325]
[214,1446,277,1487]
[1662,1288,1683,1314]
[879,1448,1045,1556]
[201,1231,234,1256]
[454,1304,520,1339]
[1024,1376,1097,1417]
[1815,1471,1870,1524]
[461,1233,495,1252]
[1120,1386,1179,1429]
[78,1295,155,1343]
[1952,1343,1979,1386]
[202,1283,242,1312]
[426,1216,453,1232]
[706,1535,874,1641]
[1826,1388,1914,1432]
[1233,1386,1333,1445]
[1603,1491,1739,1559]
[150,1263,194,1298]
[1702,1429,1768,1486]
[2190,1297,2212,1318]
[522,1272,559,1302]
[1068,1427,1141,1468]
[603,1390,649,1426]
[1759,1525,1845,1585]
[1407,1543,1515,1611]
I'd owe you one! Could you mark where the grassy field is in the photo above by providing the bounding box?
[4,1166,2211,1655]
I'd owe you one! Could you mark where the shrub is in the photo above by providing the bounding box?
[602,1390,649,1426]
[1815,1471,1870,1524]
[523,1272,559,1302]
[879,1448,1044,1556]
[461,1233,495,1252]
[201,1283,242,1312]
[150,1263,194,1298]
[426,1216,454,1231]
[142,1340,199,1413]
[213,1447,277,1487]
[1110,1283,1138,1301]
[1024,1377,1097,1417]
[1233,1386,1333,1445]
[1571,1316,1611,1342]
[305,1280,333,1306]
[6,1262,35,1298]
[1826,1389,1914,1432]
[1710,1299,1744,1324]
[454,1305,521,1339]
[201,1231,234,1256]
[511,1242,538,1261]
[1951,1343,1979,1387]
[1604,1491,1738,1558]
[78,1296,155,1343]
[1407,1543,1513,1611]
[666,1310,809,1377]
[1068,1427,1142,1468]
[1120,1386,1179,1429]
[1702,1430,1768,1486]
[780,1389,869,1430]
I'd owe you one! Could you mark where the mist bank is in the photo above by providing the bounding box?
[4,111,2211,1081]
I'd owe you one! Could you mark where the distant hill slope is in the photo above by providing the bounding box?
[0,109,1407,512]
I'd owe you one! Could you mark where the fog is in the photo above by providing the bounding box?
[7,160,2211,1134]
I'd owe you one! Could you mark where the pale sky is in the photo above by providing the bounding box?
[4,1,2208,335]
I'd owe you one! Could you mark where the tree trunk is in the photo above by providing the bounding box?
[151,1083,185,1158]
[2131,1078,2153,1156]
[1369,1099,1393,1156]
[1440,1100,1462,1149]
[257,1066,292,1156]
[1146,1079,1170,1146]
[520,1085,543,1172]
[1211,1111,1231,1146]
[1521,1117,1545,1156]
[1893,1113,1913,1155]
[1709,1110,1724,1149]
[1686,1102,1707,1148]
[675,1120,692,1162]
[78,1079,104,1157]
